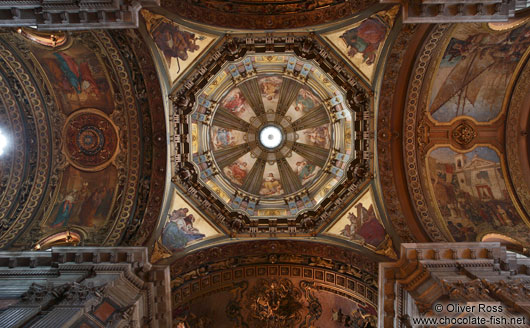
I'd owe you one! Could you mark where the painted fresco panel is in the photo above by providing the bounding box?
[426,147,530,244]
[326,188,396,258]
[297,124,331,149]
[32,42,114,114]
[286,151,321,185]
[142,10,216,83]
[223,152,256,186]
[429,23,530,122]
[260,163,284,196]
[210,126,246,150]
[159,190,221,252]
[258,75,282,112]
[219,88,256,122]
[285,87,322,121]
[44,165,116,229]
[174,276,377,328]
[322,7,399,82]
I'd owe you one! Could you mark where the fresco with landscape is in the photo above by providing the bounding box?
[427,147,530,244]
[429,23,530,122]
[142,10,215,83]
[322,6,399,82]
[158,190,220,252]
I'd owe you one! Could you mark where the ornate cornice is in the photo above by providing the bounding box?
[505,55,530,220]
[160,0,378,30]
[376,22,431,243]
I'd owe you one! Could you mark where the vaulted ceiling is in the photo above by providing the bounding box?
[0,3,529,327]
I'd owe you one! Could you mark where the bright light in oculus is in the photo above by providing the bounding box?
[259,126,283,149]
[0,129,7,156]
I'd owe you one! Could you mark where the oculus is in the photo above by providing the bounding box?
[259,125,283,150]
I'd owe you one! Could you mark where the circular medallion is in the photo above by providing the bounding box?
[63,109,118,171]
[77,126,105,155]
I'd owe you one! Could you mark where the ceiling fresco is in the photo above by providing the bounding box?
[377,20,530,246]
[157,189,223,253]
[322,6,399,83]
[141,10,218,86]
[325,186,397,259]
[163,240,378,328]
[160,28,381,244]
[0,28,166,249]
[1,3,529,327]
[427,23,530,122]
[189,54,355,219]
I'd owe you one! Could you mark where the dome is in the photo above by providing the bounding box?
[190,54,355,219]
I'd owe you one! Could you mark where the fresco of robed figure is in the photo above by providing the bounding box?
[326,188,396,258]
[142,10,215,83]
[322,6,399,82]
[46,166,116,229]
[159,191,221,252]
[33,44,114,114]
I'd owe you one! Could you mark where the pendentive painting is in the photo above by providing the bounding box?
[31,41,114,114]
[158,190,221,252]
[141,10,216,84]
[322,6,399,83]
[426,147,530,244]
[326,187,396,258]
[429,23,530,122]
[44,165,117,229]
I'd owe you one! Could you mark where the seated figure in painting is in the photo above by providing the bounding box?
[260,76,281,101]
[214,128,234,148]
[152,21,203,71]
[304,126,329,148]
[261,173,283,195]
[294,89,318,113]
[340,204,386,248]
[226,161,248,185]
[222,90,247,116]
[161,208,205,251]
[339,18,387,65]
[295,160,316,184]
